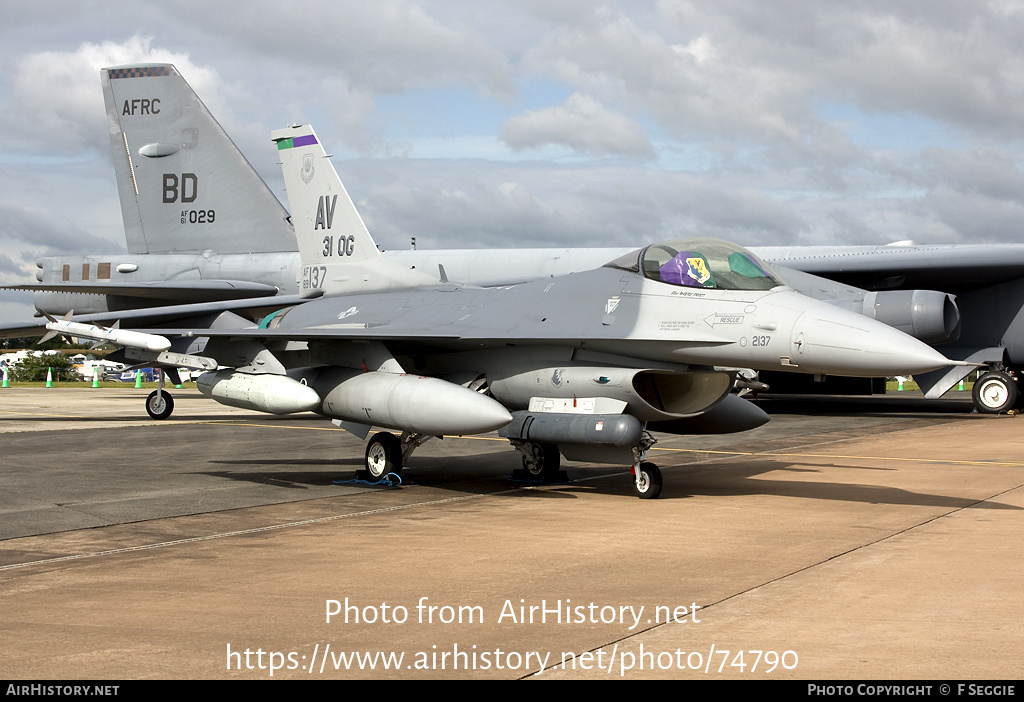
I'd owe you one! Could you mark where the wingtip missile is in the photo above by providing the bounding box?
[43,318,171,352]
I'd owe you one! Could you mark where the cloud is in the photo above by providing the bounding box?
[1,36,216,155]
[915,149,1024,242]
[0,252,26,276]
[519,8,839,158]
[0,202,119,282]
[516,1,1024,162]
[341,158,805,251]
[500,93,655,158]
[928,188,1024,243]
[920,148,1024,200]
[164,0,516,99]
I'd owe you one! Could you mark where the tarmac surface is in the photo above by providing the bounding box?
[0,386,1021,680]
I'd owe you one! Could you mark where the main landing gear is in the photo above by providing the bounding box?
[510,434,663,499]
[631,461,663,499]
[359,432,667,499]
[972,370,1020,414]
[629,432,661,499]
[360,431,434,481]
[146,388,174,420]
[510,441,566,483]
[364,432,403,480]
[145,369,174,420]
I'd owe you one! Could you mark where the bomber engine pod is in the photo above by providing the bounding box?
[197,370,321,415]
[488,367,734,421]
[310,368,513,436]
[498,411,644,448]
[862,290,961,345]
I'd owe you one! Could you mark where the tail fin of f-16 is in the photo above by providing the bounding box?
[102,64,295,255]
[272,124,440,297]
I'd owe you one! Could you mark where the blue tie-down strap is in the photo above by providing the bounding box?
[334,472,404,488]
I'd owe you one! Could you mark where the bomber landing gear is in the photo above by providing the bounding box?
[631,461,662,499]
[972,371,1019,414]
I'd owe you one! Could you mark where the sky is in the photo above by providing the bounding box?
[3,0,1024,322]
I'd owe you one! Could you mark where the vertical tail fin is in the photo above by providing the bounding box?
[102,64,294,254]
[272,124,439,297]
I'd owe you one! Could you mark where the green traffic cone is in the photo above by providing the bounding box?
[92,367,100,388]
[2,366,8,388]
[134,371,142,389]
[46,367,53,388]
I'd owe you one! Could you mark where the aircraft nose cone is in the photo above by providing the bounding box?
[791,303,953,376]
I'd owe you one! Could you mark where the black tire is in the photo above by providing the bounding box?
[633,462,663,499]
[972,372,1018,414]
[146,390,174,420]
[521,442,560,481]
[364,432,403,479]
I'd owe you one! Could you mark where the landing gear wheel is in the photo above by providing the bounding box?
[972,372,1018,414]
[522,442,560,481]
[632,462,663,499]
[145,390,174,420]
[364,432,403,480]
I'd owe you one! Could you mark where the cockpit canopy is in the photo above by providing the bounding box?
[605,238,786,291]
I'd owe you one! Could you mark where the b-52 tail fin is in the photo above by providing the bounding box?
[272,124,439,297]
[102,64,294,255]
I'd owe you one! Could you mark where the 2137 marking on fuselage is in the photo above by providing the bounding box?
[302,265,328,291]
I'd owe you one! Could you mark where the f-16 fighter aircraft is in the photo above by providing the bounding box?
[20,125,960,497]
[5,64,1010,416]
[46,124,941,500]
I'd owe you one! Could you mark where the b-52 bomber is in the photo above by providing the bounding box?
[36,124,953,499]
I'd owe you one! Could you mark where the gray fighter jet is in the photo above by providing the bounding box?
[33,124,950,500]
[11,124,961,498]
[6,64,1013,416]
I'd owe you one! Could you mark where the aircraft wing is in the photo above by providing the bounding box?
[754,243,1024,292]
[126,265,748,349]
[2,280,283,301]
[133,324,732,348]
[0,294,306,340]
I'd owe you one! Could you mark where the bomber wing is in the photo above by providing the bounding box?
[755,243,1024,293]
